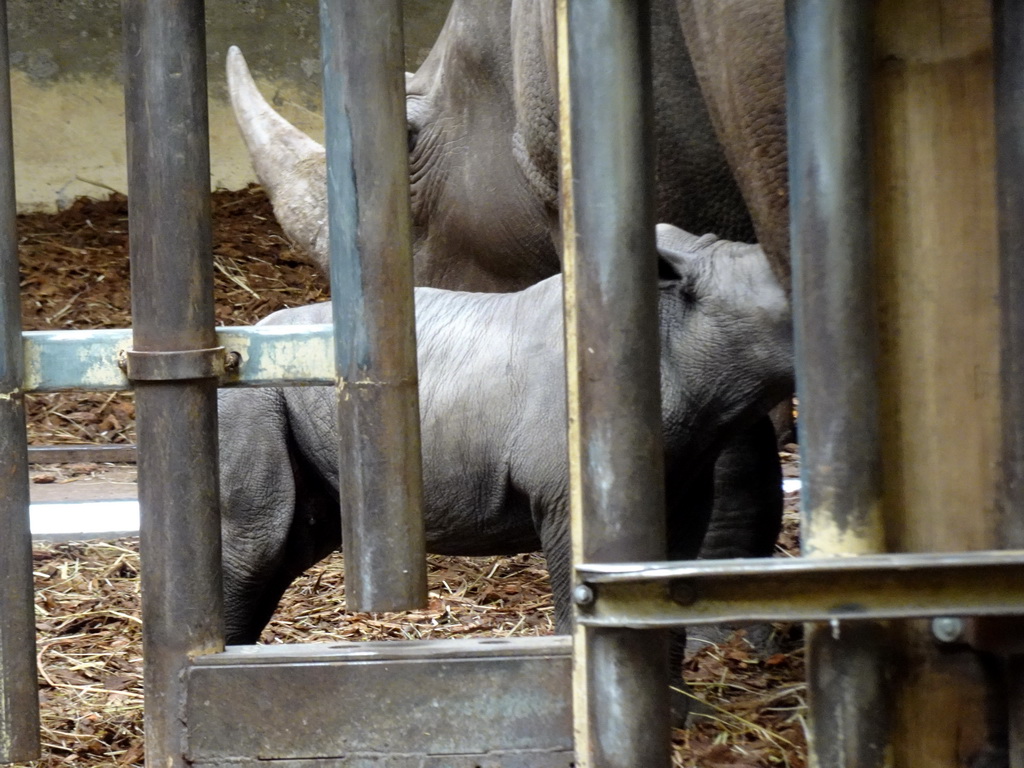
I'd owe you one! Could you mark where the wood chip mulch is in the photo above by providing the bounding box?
[19,185,327,447]
[17,188,806,768]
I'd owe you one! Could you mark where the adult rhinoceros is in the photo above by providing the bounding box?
[224,0,789,627]
[226,0,770,288]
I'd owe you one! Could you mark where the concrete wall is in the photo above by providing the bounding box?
[8,0,451,210]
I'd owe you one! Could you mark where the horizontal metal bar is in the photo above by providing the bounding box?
[22,325,334,392]
[185,637,572,765]
[28,444,137,464]
[125,346,229,381]
[576,551,1024,626]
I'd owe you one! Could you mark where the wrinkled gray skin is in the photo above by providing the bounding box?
[227,0,758,289]
[219,225,793,646]
[227,0,786,602]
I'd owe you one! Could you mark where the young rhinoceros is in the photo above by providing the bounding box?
[217,223,793,643]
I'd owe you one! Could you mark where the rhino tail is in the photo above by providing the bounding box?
[226,45,330,276]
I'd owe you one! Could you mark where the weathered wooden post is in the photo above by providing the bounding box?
[872,1,1002,763]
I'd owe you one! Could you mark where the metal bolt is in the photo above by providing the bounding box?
[117,349,129,372]
[573,584,595,608]
[669,580,698,607]
[224,350,242,372]
[931,616,965,644]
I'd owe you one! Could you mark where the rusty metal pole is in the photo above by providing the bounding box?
[787,1,891,766]
[0,0,40,759]
[318,0,426,612]
[122,2,224,766]
[994,0,1024,761]
[557,1,670,766]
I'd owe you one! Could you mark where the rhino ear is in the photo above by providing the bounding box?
[655,223,717,279]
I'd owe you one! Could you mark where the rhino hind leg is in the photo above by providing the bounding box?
[222,449,340,643]
[219,389,341,644]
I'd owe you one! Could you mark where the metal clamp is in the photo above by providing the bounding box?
[120,346,239,382]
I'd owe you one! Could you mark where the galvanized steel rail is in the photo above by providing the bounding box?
[576,551,1024,625]
[22,325,335,391]
[0,0,39,758]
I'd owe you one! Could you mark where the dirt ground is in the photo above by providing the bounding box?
[17,188,807,767]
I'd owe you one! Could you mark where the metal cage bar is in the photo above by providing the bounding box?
[995,0,1024,549]
[787,1,889,766]
[319,0,426,612]
[557,1,669,766]
[995,0,1024,759]
[122,2,224,766]
[0,0,40,759]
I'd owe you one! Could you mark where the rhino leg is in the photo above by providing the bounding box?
[661,460,715,726]
[686,415,784,656]
[219,388,340,644]
[702,415,783,560]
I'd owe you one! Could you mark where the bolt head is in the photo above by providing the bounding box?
[669,580,698,607]
[931,616,965,644]
[573,584,595,607]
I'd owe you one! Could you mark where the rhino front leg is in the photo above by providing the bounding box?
[219,388,340,644]
[687,415,784,656]
[701,415,783,560]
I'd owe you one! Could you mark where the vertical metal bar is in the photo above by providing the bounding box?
[787,1,890,767]
[0,0,39,758]
[557,1,669,766]
[994,0,1024,548]
[319,0,426,612]
[994,1,1024,761]
[122,2,223,766]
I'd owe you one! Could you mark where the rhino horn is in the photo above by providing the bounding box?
[226,45,330,275]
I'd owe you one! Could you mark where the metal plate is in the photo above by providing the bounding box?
[192,753,573,767]
[184,637,573,766]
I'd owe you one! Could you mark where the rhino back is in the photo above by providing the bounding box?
[413,280,567,553]
[273,280,567,556]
